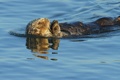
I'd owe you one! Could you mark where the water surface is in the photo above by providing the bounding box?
[0,0,120,80]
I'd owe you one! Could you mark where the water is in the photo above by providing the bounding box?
[0,0,120,80]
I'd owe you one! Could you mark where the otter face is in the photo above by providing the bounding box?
[26,18,52,37]
[51,20,62,37]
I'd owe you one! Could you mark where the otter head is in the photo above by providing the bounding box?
[50,20,62,37]
[26,18,52,37]
[115,16,120,25]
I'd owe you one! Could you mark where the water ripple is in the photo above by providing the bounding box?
[0,0,120,80]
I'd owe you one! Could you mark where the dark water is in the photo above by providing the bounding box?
[0,0,120,80]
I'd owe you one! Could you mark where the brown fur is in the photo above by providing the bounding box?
[95,17,114,26]
[26,18,52,37]
[115,16,120,25]
[50,20,63,37]
[25,16,120,38]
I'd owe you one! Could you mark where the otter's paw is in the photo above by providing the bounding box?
[51,20,62,37]
[115,16,120,25]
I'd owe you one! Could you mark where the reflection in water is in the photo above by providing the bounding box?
[26,37,60,61]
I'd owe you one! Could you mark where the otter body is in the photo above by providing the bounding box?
[52,16,120,37]
[10,16,120,38]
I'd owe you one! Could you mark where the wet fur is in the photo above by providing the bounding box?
[51,16,120,37]
[26,18,52,37]
[10,16,120,38]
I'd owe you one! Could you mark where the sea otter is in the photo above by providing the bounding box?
[10,16,120,38]
[50,16,120,38]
